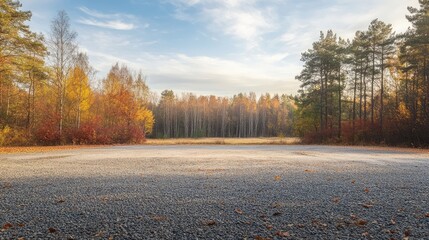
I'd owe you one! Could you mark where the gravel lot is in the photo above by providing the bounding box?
[0,145,428,239]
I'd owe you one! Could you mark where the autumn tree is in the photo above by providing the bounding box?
[65,53,93,130]
[48,10,77,143]
[97,64,154,143]
[0,0,47,145]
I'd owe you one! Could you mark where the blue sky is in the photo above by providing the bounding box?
[20,0,418,96]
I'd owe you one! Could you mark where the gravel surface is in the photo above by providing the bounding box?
[0,145,428,239]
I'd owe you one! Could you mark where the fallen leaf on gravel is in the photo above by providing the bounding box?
[364,188,370,193]
[355,219,368,227]
[254,236,271,240]
[108,236,114,240]
[425,212,429,218]
[17,223,25,227]
[271,202,283,208]
[336,218,353,229]
[404,229,411,237]
[276,231,290,237]
[17,237,25,240]
[48,227,57,233]
[274,176,282,181]
[2,182,12,189]
[360,203,374,208]
[390,218,396,225]
[332,197,341,204]
[95,231,104,237]
[2,223,13,230]
[273,212,282,216]
[312,219,327,228]
[202,220,216,226]
[351,180,356,184]
[235,208,243,214]
[266,225,273,230]
[336,222,346,229]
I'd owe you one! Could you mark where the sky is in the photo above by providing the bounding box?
[20,0,419,96]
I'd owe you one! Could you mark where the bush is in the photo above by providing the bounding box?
[35,124,60,145]
[0,126,31,146]
[65,123,97,145]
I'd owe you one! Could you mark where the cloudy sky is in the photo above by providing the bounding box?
[20,0,418,96]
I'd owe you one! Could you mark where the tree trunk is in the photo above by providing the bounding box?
[371,50,375,129]
[338,64,342,139]
[379,46,384,141]
[353,66,357,141]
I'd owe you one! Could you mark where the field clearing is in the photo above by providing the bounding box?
[0,138,300,154]
[145,137,301,145]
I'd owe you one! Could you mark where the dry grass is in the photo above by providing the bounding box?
[0,145,102,154]
[145,137,301,145]
[0,138,299,154]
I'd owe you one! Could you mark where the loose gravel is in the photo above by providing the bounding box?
[0,145,428,239]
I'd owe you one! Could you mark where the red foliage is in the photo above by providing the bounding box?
[34,114,61,145]
[61,117,147,145]
[64,121,98,145]
[304,117,429,147]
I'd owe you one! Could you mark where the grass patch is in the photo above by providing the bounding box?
[145,137,300,145]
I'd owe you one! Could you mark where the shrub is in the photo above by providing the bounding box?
[0,126,31,146]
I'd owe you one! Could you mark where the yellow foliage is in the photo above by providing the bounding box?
[66,66,92,117]
[135,107,155,134]
[0,126,12,146]
[0,126,28,146]
[397,102,410,119]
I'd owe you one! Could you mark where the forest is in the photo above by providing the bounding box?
[1,0,428,146]
[295,0,429,146]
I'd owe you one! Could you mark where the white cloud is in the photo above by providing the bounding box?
[78,6,139,30]
[78,6,135,19]
[171,0,277,49]
[80,48,300,95]
[77,19,135,30]
[204,7,273,49]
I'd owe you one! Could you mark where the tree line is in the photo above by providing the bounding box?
[150,91,295,138]
[295,0,429,146]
